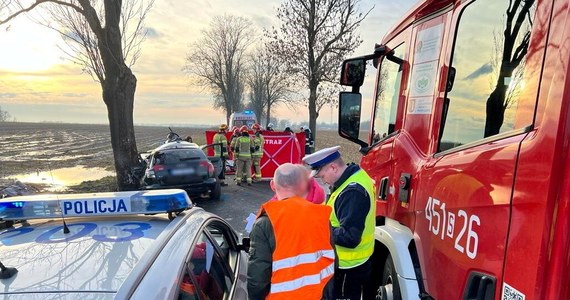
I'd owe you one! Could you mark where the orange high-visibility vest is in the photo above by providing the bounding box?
[261,196,335,300]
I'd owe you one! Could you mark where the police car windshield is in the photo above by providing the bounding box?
[0,216,173,295]
[157,149,205,165]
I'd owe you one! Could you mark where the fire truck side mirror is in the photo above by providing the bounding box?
[340,58,366,87]
[338,92,368,148]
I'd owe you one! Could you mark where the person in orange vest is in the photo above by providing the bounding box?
[247,163,335,300]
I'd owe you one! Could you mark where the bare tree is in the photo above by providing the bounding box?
[268,0,371,140]
[0,0,154,190]
[185,15,254,124]
[0,106,12,122]
[247,56,267,123]
[247,45,293,126]
[485,0,534,137]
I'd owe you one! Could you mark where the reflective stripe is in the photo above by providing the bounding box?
[272,249,335,272]
[270,262,335,294]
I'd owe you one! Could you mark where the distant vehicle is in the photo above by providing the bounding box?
[229,111,257,129]
[140,140,222,200]
[0,190,249,299]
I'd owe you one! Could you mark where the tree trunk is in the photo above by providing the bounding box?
[266,103,271,127]
[484,80,507,137]
[308,83,318,145]
[226,110,231,126]
[103,70,139,191]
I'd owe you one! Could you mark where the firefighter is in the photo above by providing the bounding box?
[300,126,315,154]
[303,146,376,300]
[213,124,229,186]
[247,163,334,300]
[251,123,264,181]
[231,125,253,186]
[266,123,274,132]
[229,126,240,158]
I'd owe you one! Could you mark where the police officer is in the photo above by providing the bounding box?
[213,124,229,186]
[303,146,376,300]
[251,123,264,181]
[231,125,253,186]
[300,126,315,154]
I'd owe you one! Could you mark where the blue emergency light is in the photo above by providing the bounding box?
[243,110,254,114]
[0,189,192,220]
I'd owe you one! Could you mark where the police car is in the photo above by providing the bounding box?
[0,189,248,299]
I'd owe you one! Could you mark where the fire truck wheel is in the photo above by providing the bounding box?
[378,255,401,300]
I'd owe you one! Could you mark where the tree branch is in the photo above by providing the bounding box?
[0,0,83,25]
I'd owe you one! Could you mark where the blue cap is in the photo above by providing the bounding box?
[302,146,342,170]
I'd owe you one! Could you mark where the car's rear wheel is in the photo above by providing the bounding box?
[377,255,401,300]
[210,180,222,200]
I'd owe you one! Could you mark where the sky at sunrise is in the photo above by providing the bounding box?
[0,0,418,126]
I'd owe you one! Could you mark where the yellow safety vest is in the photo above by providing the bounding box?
[252,133,264,157]
[236,136,252,158]
[213,133,228,158]
[327,169,376,269]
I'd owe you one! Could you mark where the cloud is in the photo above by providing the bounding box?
[0,93,17,98]
[464,63,493,80]
[145,27,162,39]
[62,92,89,98]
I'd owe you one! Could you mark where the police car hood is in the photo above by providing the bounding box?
[0,216,173,296]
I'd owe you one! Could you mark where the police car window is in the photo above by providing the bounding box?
[439,0,536,151]
[181,232,232,300]
[179,270,200,300]
[206,224,231,262]
[156,149,206,165]
[373,44,406,144]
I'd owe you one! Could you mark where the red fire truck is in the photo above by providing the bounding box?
[338,0,569,299]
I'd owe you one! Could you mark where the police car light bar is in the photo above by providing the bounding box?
[0,189,192,221]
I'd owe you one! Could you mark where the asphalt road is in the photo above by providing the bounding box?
[194,175,274,236]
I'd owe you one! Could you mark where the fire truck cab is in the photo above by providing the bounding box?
[338,0,570,299]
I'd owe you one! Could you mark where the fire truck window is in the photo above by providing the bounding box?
[373,44,405,144]
[439,0,536,151]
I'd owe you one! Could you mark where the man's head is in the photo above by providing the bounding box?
[313,157,346,185]
[271,163,310,200]
[302,146,347,185]
[240,125,249,136]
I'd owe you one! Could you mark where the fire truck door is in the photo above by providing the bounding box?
[412,0,540,298]
[361,41,408,217]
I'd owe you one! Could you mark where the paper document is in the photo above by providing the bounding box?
[245,213,257,234]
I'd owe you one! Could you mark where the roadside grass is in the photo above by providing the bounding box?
[68,176,118,193]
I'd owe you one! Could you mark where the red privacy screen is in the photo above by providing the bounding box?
[205,131,305,179]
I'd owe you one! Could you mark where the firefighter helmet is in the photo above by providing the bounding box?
[252,123,261,131]
[219,124,228,131]
[240,125,249,132]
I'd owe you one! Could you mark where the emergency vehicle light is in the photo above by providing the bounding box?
[0,189,192,221]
